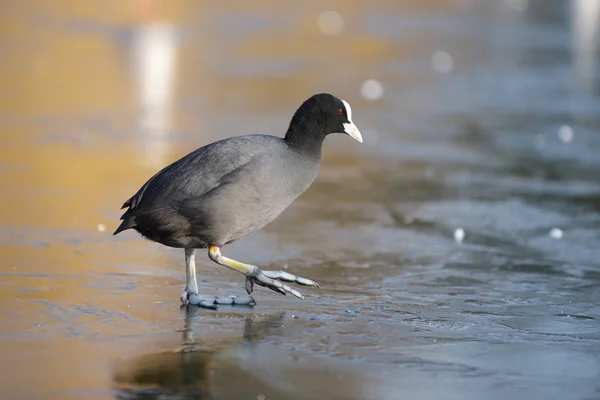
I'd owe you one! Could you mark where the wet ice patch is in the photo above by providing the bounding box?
[396,199,569,237]
[394,199,600,267]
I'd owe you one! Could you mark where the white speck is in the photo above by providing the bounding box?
[558,125,574,143]
[317,11,344,35]
[549,227,563,239]
[506,0,528,12]
[533,134,546,149]
[257,395,266,400]
[360,79,384,101]
[454,227,465,243]
[127,304,131,307]
[431,51,454,74]
[97,223,106,232]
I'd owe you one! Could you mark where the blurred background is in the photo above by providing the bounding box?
[1,0,600,399]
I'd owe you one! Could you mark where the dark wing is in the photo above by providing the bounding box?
[114,135,275,235]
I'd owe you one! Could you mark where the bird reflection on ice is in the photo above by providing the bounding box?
[112,309,371,400]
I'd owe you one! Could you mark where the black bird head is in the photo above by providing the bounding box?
[285,93,363,147]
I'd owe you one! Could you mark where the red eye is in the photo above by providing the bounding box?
[337,108,343,115]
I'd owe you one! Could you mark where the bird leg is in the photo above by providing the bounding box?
[183,248,199,296]
[180,248,255,309]
[208,246,319,300]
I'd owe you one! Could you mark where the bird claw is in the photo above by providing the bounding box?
[245,269,319,300]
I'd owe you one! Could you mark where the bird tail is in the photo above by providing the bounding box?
[113,216,136,235]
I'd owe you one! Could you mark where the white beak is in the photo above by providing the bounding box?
[341,99,363,143]
[343,121,363,143]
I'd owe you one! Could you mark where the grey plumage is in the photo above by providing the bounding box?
[115,135,320,248]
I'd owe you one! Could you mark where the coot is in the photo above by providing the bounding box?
[114,93,362,309]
